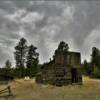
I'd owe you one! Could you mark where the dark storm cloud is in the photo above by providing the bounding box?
[0,0,100,66]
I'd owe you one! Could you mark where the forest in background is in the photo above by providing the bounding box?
[0,38,100,79]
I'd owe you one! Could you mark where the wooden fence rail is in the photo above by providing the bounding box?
[0,86,12,96]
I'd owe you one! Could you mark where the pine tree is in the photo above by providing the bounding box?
[82,60,92,75]
[91,47,100,68]
[5,60,12,69]
[14,38,28,78]
[26,45,39,77]
[57,41,69,52]
[4,60,12,76]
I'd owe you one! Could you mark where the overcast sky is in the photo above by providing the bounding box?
[0,0,100,67]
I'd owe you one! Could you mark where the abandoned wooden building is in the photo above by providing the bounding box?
[36,44,82,86]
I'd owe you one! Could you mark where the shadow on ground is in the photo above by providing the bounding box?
[0,94,15,100]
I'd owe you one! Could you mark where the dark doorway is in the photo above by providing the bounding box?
[71,68,78,83]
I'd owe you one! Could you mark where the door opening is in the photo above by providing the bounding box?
[71,68,78,83]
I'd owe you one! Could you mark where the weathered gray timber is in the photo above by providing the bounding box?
[36,50,82,86]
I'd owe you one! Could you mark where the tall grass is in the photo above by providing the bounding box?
[0,77,100,100]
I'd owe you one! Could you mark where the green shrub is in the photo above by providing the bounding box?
[92,67,100,78]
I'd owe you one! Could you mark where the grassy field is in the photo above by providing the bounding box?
[0,77,100,100]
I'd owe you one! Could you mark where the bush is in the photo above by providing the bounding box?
[92,67,100,78]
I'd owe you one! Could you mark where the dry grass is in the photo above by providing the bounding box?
[0,77,100,100]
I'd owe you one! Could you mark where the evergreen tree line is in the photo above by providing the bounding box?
[0,38,100,79]
[82,47,100,78]
[0,38,40,78]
